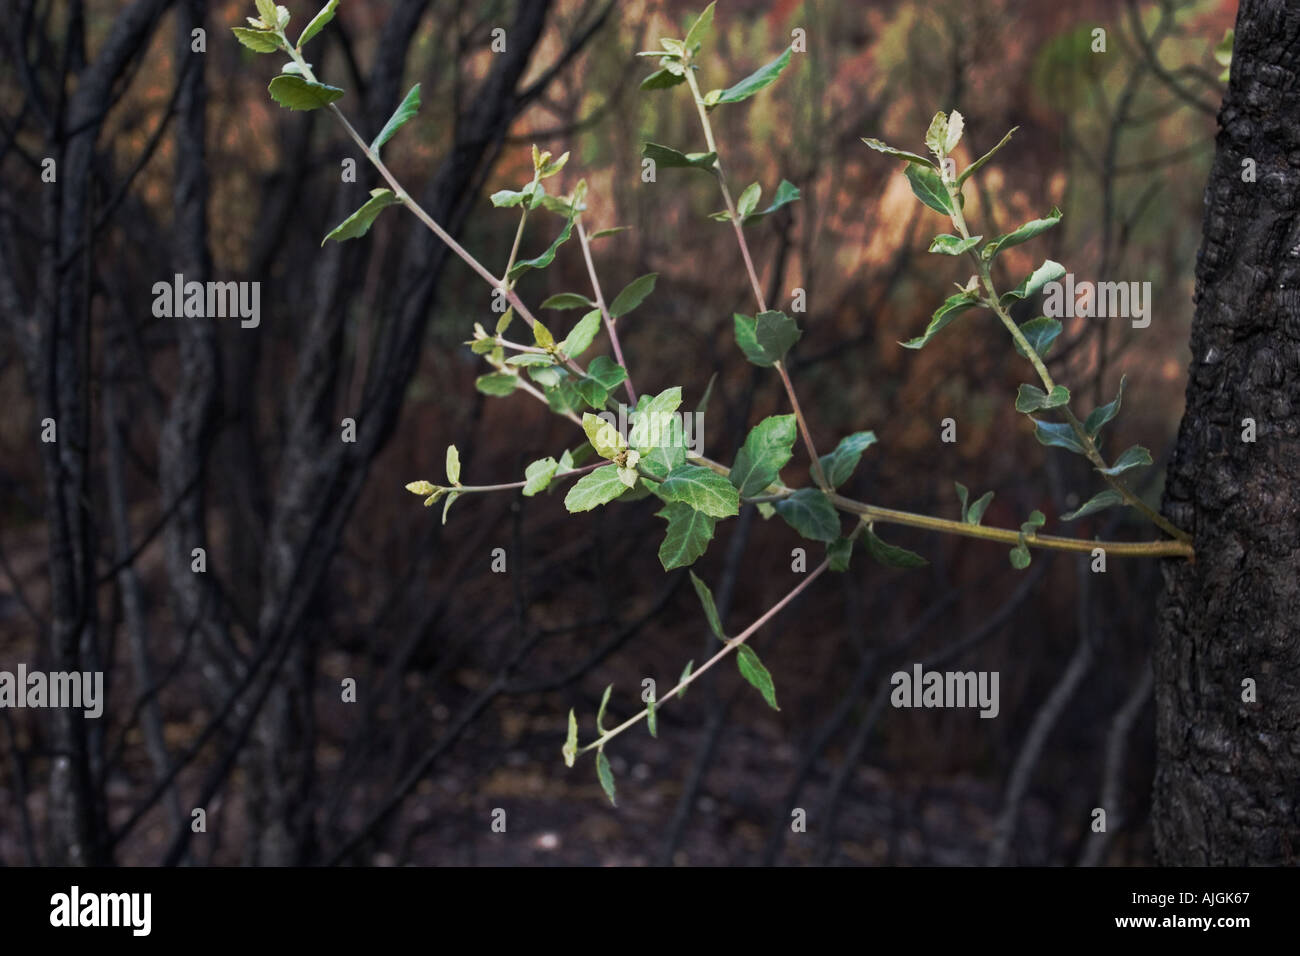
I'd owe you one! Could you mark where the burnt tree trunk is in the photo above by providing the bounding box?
[1156,0,1300,864]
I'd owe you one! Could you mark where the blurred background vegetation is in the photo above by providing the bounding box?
[0,0,1234,865]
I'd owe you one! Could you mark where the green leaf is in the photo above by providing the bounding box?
[969,492,994,526]
[745,179,801,222]
[679,660,695,699]
[656,503,717,570]
[537,194,575,217]
[1099,444,1153,476]
[955,482,995,526]
[755,310,801,361]
[574,380,610,411]
[1031,418,1088,455]
[696,372,718,417]
[904,163,953,215]
[861,137,937,169]
[537,151,569,179]
[863,527,928,568]
[531,320,556,351]
[582,412,625,460]
[232,27,282,52]
[983,208,1061,262]
[714,46,793,105]
[504,352,554,367]
[734,313,775,367]
[929,234,982,255]
[560,309,602,359]
[441,489,460,525]
[730,414,797,497]
[817,431,878,489]
[684,2,716,52]
[736,645,779,710]
[609,273,658,318]
[507,216,575,282]
[255,0,280,27]
[658,464,740,519]
[445,445,461,485]
[1021,510,1046,535]
[1008,509,1044,569]
[955,481,970,520]
[267,74,344,111]
[647,694,658,737]
[321,188,399,244]
[490,189,528,208]
[641,142,717,171]
[297,0,339,49]
[564,465,629,512]
[628,387,683,452]
[596,750,617,806]
[957,126,1018,185]
[585,355,628,391]
[641,67,687,90]
[478,369,517,395]
[1214,28,1234,81]
[828,537,853,572]
[1214,28,1234,67]
[527,363,564,388]
[588,226,631,241]
[901,292,979,349]
[1060,489,1125,522]
[620,478,655,503]
[1084,375,1127,437]
[1014,317,1063,359]
[773,488,840,543]
[1014,383,1071,413]
[596,684,613,733]
[562,707,578,767]
[737,182,761,219]
[944,110,964,154]
[690,570,726,640]
[541,292,595,310]
[523,457,559,497]
[370,83,421,155]
[924,111,949,157]
[638,412,685,480]
[1000,260,1065,307]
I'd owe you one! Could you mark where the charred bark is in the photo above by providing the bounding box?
[1156,0,1300,864]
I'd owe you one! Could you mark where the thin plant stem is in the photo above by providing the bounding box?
[576,220,637,405]
[454,461,603,495]
[683,65,830,490]
[578,557,831,754]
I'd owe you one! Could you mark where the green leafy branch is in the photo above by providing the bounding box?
[865,108,1191,546]
[239,1,1194,807]
[565,557,834,804]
